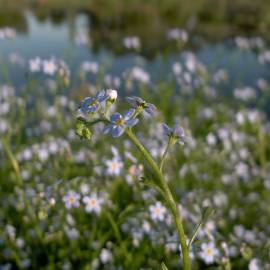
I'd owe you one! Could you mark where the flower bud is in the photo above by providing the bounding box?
[106,89,118,101]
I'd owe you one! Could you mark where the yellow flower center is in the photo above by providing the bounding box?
[111,162,118,170]
[89,199,97,206]
[91,99,97,106]
[68,196,76,204]
[116,118,124,126]
[207,248,213,256]
[155,207,161,215]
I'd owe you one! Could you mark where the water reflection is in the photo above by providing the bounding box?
[0,6,269,108]
[0,3,269,56]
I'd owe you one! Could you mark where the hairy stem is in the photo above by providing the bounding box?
[125,129,191,270]
[159,138,171,173]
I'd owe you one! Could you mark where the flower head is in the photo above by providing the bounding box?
[126,96,156,115]
[149,201,167,222]
[103,109,138,137]
[79,91,108,114]
[105,157,124,176]
[83,193,103,214]
[63,191,80,209]
[199,242,219,264]
[43,59,58,75]
[162,123,188,145]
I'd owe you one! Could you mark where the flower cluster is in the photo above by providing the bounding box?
[76,90,190,152]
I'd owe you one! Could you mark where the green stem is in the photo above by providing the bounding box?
[2,139,43,242]
[159,138,171,173]
[77,117,110,127]
[125,129,191,270]
[104,210,131,264]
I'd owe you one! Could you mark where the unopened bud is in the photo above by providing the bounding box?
[106,89,118,101]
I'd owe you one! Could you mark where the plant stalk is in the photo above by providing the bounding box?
[125,129,191,270]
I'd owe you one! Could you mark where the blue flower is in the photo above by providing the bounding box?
[162,123,189,145]
[79,91,108,113]
[126,96,156,115]
[103,109,138,137]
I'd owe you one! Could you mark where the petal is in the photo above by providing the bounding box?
[126,96,138,107]
[162,123,171,135]
[81,97,91,106]
[177,140,185,145]
[99,96,107,102]
[174,126,184,137]
[110,113,122,122]
[145,103,156,114]
[88,104,99,112]
[124,108,135,120]
[103,125,112,134]
[125,118,139,127]
[112,126,125,137]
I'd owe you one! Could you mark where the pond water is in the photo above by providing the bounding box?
[0,10,269,105]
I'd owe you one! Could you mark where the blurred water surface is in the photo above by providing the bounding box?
[0,7,269,98]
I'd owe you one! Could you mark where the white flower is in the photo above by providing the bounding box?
[123,36,140,50]
[48,141,58,154]
[65,227,79,240]
[104,74,121,88]
[249,258,261,270]
[206,133,217,146]
[235,36,250,49]
[37,148,49,161]
[80,183,90,194]
[142,221,151,233]
[130,67,150,84]
[83,193,103,214]
[149,201,167,222]
[100,248,113,264]
[235,162,249,179]
[236,111,245,125]
[21,148,32,160]
[200,242,219,264]
[172,63,182,75]
[63,191,80,209]
[81,61,99,73]
[0,119,8,133]
[234,87,256,101]
[167,28,188,42]
[43,59,57,75]
[29,57,41,72]
[105,157,123,176]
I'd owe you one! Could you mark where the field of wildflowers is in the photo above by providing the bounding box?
[0,1,270,270]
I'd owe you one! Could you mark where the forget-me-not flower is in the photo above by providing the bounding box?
[149,201,167,222]
[79,91,108,114]
[162,123,188,145]
[126,96,156,115]
[63,191,80,209]
[103,108,138,137]
[83,193,103,214]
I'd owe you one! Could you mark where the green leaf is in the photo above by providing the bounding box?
[75,121,84,135]
[75,121,92,140]
[161,262,169,270]
[202,206,214,221]
[188,206,214,250]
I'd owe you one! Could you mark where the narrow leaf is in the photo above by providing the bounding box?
[161,262,169,270]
